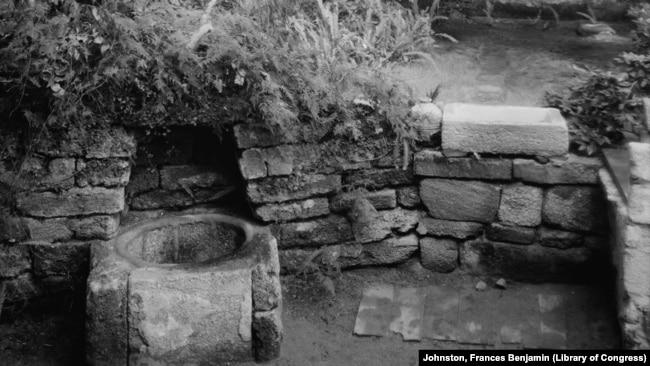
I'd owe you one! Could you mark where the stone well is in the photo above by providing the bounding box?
[85,213,282,366]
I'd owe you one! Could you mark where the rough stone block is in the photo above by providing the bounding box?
[247,174,341,204]
[2,273,39,303]
[0,245,31,277]
[629,143,650,182]
[410,103,442,141]
[84,127,136,159]
[397,186,420,208]
[252,238,281,312]
[460,239,593,282]
[240,149,267,179]
[234,123,288,149]
[160,165,231,190]
[543,186,607,233]
[128,267,253,365]
[498,184,543,227]
[513,156,601,184]
[125,167,159,196]
[442,103,569,156]
[129,188,226,209]
[420,237,458,273]
[273,215,352,248]
[17,187,125,218]
[349,198,391,243]
[263,145,295,176]
[68,214,120,240]
[253,308,283,362]
[345,168,414,190]
[23,217,73,242]
[538,227,584,249]
[86,242,133,366]
[76,159,131,187]
[255,198,330,222]
[486,223,535,245]
[29,241,91,276]
[19,157,75,190]
[335,234,419,267]
[420,179,501,223]
[414,150,512,180]
[417,217,484,239]
[330,189,396,212]
[629,185,650,225]
[380,208,420,234]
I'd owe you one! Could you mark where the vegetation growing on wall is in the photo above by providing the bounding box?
[0,0,444,157]
[546,4,650,155]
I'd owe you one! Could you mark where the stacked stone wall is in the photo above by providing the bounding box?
[235,103,609,283]
[0,127,135,305]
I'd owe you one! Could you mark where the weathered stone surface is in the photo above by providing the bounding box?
[247,174,341,204]
[252,237,281,312]
[381,208,420,234]
[160,165,231,190]
[420,179,501,223]
[128,267,253,365]
[130,188,232,209]
[273,215,352,248]
[345,168,414,190]
[330,189,396,212]
[0,212,28,243]
[0,245,31,277]
[460,239,593,282]
[240,149,267,179]
[442,103,569,156]
[513,156,601,184]
[2,273,39,303]
[543,186,607,233]
[498,184,543,226]
[255,198,330,222]
[125,167,159,196]
[410,103,442,141]
[349,198,391,243]
[420,237,458,273]
[85,127,136,159]
[76,159,131,187]
[336,234,419,267]
[486,223,535,245]
[17,187,125,218]
[397,186,420,208]
[629,185,650,225]
[414,150,512,180]
[630,142,650,182]
[86,242,133,366]
[538,227,584,249]
[68,214,120,240]
[24,217,73,242]
[253,308,283,362]
[277,249,312,274]
[19,157,76,190]
[417,217,484,239]
[30,241,90,276]
[234,123,287,149]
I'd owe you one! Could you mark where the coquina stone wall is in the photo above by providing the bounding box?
[600,98,650,349]
[0,127,135,305]
[235,103,609,283]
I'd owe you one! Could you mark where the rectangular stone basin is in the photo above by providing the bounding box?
[442,103,569,156]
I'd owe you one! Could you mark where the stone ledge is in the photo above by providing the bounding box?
[247,174,341,204]
[513,156,601,185]
[414,149,512,180]
[255,198,331,223]
[442,103,568,156]
[17,187,125,218]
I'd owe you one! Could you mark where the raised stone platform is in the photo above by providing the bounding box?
[442,103,569,157]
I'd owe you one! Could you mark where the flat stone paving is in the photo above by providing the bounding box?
[354,282,618,349]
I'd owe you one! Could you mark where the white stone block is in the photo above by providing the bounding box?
[442,103,569,156]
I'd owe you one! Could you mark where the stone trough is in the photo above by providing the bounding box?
[85,213,282,365]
